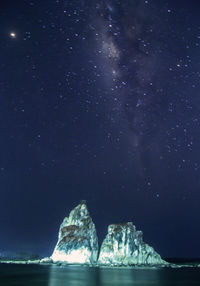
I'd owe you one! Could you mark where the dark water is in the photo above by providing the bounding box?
[0,264,200,286]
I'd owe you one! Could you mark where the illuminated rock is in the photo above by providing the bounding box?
[51,201,98,264]
[98,222,166,266]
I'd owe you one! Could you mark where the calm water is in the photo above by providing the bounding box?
[0,264,200,286]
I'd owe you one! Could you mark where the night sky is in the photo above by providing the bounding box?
[0,0,200,259]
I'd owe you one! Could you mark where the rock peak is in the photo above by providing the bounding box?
[68,201,89,224]
[51,202,98,264]
[98,222,166,266]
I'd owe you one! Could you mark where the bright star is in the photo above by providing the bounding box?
[10,32,16,38]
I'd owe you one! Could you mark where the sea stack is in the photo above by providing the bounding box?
[98,222,166,266]
[51,201,98,264]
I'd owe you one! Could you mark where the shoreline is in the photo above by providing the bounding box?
[0,260,200,269]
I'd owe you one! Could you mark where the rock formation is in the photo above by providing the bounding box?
[50,201,166,266]
[51,201,98,264]
[98,222,166,266]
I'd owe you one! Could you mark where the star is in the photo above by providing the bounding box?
[9,32,16,38]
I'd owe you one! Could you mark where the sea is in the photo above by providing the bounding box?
[0,263,200,286]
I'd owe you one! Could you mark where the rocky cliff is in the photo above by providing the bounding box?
[51,201,98,264]
[98,222,166,266]
[50,201,166,266]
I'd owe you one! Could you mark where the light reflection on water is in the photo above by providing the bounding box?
[48,265,160,286]
[48,265,100,286]
[1,264,200,285]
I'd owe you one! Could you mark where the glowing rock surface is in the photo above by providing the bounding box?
[51,201,98,264]
[98,222,166,266]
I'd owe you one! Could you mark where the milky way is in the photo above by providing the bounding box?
[89,0,200,181]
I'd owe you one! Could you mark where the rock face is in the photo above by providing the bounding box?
[51,201,98,264]
[98,222,166,266]
[50,200,166,266]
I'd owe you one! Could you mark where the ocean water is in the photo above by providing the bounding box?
[0,264,200,286]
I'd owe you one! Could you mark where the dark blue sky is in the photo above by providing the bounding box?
[0,0,200,259]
